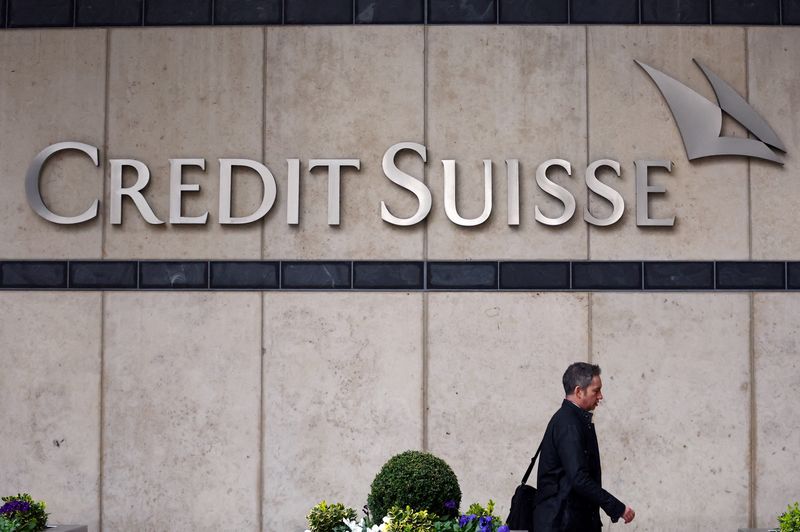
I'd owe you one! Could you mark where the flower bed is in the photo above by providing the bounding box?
[304,451,509,532]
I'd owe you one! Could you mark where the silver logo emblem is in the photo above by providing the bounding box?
[636,59,786,164]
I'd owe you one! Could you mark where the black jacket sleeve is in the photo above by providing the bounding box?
[554,422,626,522]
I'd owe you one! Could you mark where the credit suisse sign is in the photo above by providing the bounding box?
[24,60,784,229]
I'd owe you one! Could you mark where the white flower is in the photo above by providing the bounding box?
[341,517,385,532]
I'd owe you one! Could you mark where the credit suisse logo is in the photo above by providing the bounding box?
[636,59,786,165]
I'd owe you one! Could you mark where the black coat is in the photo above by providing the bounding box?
[532,400,625,532]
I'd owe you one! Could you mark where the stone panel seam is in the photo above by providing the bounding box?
[262,27,268,263]
[749,292,757,527]
[98,291,106,531]
[259,27,268,532]
[585,25,591,262]
[258,292,266,532]
[101,29,111,260]
[422,24,429,453]
[746,28,752,261]
[423,24,429,262]
[587,292,593,364]
[585,26,592,366]
[422,292,429,451]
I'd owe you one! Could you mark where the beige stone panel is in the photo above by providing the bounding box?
[0,30,105,258]
[588,27,749,259]
[427,27,588,259]
[592,293,749,531]
[105,28,263,259]
[102,293,260,531]
[263,293,423,531]
[0,293,101,531]
[753,294,800,527]
[264,27,424,259]
[427,293,588,517]
[749,29,800,259]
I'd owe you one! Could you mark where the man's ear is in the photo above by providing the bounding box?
[573,385,582,397]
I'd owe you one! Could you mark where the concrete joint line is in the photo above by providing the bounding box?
[749,293,757,528]
[421,25,429,453]
[98,292,106,531]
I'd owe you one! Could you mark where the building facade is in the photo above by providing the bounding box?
[1,1,799,531]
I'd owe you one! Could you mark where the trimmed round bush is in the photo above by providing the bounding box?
[367,450,461,521]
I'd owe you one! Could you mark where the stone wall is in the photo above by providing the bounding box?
[1,26,798,531]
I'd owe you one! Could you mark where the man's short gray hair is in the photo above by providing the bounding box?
[562,362,601,395]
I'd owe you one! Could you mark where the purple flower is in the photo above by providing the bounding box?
[459,514,477,528]
[498,526,510,532]
[477,515,494,532]
[0,500,31,515]
[444,500,457,510]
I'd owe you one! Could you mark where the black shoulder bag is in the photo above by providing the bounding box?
[506,442,542,531]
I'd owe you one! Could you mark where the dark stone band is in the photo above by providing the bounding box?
[0,260,797,291]
[1,0,797,29]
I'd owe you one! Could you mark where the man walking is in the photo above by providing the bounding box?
[533,362,635,531]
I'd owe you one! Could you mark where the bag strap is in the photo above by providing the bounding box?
[520,441,543,485]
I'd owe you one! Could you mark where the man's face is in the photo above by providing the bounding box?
[576,375,603,411]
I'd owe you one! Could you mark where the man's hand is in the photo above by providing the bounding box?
[621,506,635,524]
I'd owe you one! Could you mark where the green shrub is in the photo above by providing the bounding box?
[0,517,41,532]
[0,517,31,532]
[779,502,800,532]
[386,506,436,532]
[0,494,47,532]
[367,451,461,521]
[306,501,357,532]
